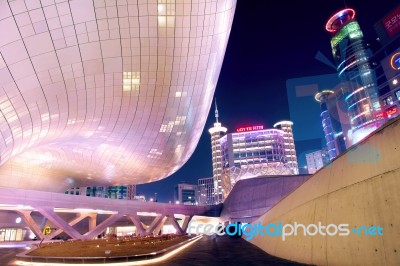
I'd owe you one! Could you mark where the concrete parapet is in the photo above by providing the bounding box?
[248,117,400,265]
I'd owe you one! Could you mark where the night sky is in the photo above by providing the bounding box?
[138,0,400,202]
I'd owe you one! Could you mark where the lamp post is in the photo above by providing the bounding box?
[155,192,157,202]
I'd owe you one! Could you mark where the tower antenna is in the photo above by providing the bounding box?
[214,98,219,123]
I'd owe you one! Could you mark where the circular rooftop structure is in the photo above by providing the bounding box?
[273,121,293,128]
[390,52,400,70]
[325,8,356,33]
[315,90,335,103]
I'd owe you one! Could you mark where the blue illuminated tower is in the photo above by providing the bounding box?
[315,90,337,160]
[326,8,383,144]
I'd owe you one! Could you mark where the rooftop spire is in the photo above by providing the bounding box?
[214,98,219,123]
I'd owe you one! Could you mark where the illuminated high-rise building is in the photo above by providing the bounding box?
[213,121,298,200]
[306,149,330,174]
[174,183,198,205]
[373,5,400,121]
[197,177,215,206]
[326,8,383,144]
[273,121,299,174]
[315,90,338,160]
[208,102,227,204]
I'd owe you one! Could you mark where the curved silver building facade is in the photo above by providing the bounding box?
[0,0,236,191]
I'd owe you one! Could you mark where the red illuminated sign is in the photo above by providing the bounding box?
[383,7,400,38]
[385,106,398,117]
[375,112,384,119]
[236,125,264,132]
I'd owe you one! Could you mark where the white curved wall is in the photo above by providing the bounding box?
[0,0,236,191]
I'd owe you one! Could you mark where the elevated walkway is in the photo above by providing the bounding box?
[0,187,220,240]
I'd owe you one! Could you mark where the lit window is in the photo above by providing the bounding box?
[123,72,140,91]
[158,0,175,27]
[383,96,393,106]
[396,90,400,101]
[159,121,174,132]
[363,104,370,112]
[175,91,187,97]
[175,145,184,153]
[148,148,163,159]
[174,116,186,125]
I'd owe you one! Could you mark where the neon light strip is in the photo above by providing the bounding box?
[350,110,369,121]
[336,52,359,70]
[325,8,356,32]
[338,60,357,76]
[347,97,368,110]
[345,84,370,101]
[337,59,347,71]
[338,58,364,76]
[390,52,400,70]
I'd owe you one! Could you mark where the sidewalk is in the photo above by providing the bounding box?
[157,235,307,266]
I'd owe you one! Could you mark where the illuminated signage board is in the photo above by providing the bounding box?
[383,7,400,38]
[236,125,264,132]
[390,52,400,70]
[375,112,384,120]
[385,106,398,118]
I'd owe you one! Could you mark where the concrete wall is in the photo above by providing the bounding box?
[220,175,311,223]
[248,117,400,265]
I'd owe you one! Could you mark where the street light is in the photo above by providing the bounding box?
[154,192,157,202]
